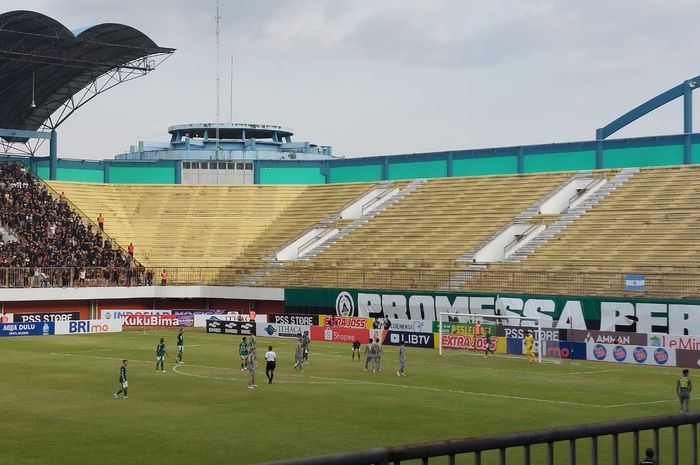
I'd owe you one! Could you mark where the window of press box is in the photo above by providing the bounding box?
[183,162,190,169]
[244,163,253,170]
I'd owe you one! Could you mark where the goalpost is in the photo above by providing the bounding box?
[438,312,543,364]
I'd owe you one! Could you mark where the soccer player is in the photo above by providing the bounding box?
[373,338,382,372]
[396,342,406,377]
[294,336,304,371]
[484,327,495,357]
[524,331,536,364]
[113,359,129,399]
[265,345,277,384]
[239,337,249,371]
[677,369,692,413]
[302,331,310,364]
[247,347,258,389]
[156,337,167,372]
[364,338,374,372]
[352,339,361,361]
[176,328,184,363]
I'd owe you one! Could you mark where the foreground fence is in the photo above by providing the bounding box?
[2,265,700,299]
[256,412,700,465]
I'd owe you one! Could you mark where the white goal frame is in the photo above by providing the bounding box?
[438,312,542,364]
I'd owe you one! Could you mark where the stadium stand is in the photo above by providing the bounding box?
[258,172,570,289]
[463,164,700,296]
[0,163,132,287]
[48,181,373,284]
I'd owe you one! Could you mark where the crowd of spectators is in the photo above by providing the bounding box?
[0,162,144,287]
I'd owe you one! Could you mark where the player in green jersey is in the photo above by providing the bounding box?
[176,329,184,363]
[156,337,167,372]
[239,337,249,371]
[483,327,495,357]
[113,359,129,399]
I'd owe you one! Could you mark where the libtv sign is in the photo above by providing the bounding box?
[284,288,700,336]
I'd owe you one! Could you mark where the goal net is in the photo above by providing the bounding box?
[437,312,546,364]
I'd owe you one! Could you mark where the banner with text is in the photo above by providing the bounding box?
[55,319,122,335]
[285,288,700,335]
[0,322,54,337]
[206,319,257,336]
[259,323,311,338]
[12,312,80,323]
[310,325,368,344]
[586,343,675,366]
[269,314,319,326]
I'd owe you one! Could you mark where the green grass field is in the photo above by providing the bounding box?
[0,328,693,465]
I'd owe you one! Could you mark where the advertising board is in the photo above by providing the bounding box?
[206,319,257,336]
[439,333,499,352]
[260,323,311,338]
[676,349,700,369]
[55,319,123,335]
[269,314,319,326]
[586,343,676,366]
[0,322,54,337]
[309,325,368,344]
[193,313,250,328]
[286,288,700,335]
[101,309,171,320]
[647,333,700,350]
[319,315,372,329]
[12,312,80,323]
[382,330,434,348]
[124,314,179,327]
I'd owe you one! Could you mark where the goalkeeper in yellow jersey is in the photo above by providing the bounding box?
[524,331,537,364]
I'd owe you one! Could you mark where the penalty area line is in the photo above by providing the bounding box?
[299,374,603,408]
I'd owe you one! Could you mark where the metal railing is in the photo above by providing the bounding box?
[255,412,700,465]
[3,265,700,299]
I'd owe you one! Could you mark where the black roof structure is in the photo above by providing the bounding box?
[0,10,174,144]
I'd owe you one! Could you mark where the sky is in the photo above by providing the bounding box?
[5,0,700,160]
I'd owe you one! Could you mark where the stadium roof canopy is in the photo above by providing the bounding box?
[0,10,174,144]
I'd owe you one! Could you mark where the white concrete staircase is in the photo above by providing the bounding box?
[439,169,638,292]
[502,167,638,263]
[240,179,426,286]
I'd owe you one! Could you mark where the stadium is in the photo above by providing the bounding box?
[1,6,699,465]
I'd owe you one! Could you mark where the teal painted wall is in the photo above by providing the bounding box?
[692,144,700,164]
[388,160,447,180]
[524,151,596,173]
[260,167,325,184]
[330,164,382,183]
[452,156,518,176]
[36,166,49,179]
[603,145,684,168]
[57,167,104,182]
[109,165,176,184]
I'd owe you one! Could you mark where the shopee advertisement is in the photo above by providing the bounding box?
[310,325,368,343]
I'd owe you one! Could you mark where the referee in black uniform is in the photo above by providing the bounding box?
[265,345,277,384]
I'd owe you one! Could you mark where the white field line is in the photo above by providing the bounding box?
[50,352,675,408]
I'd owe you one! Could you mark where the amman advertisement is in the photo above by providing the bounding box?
[284,288,700,336]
